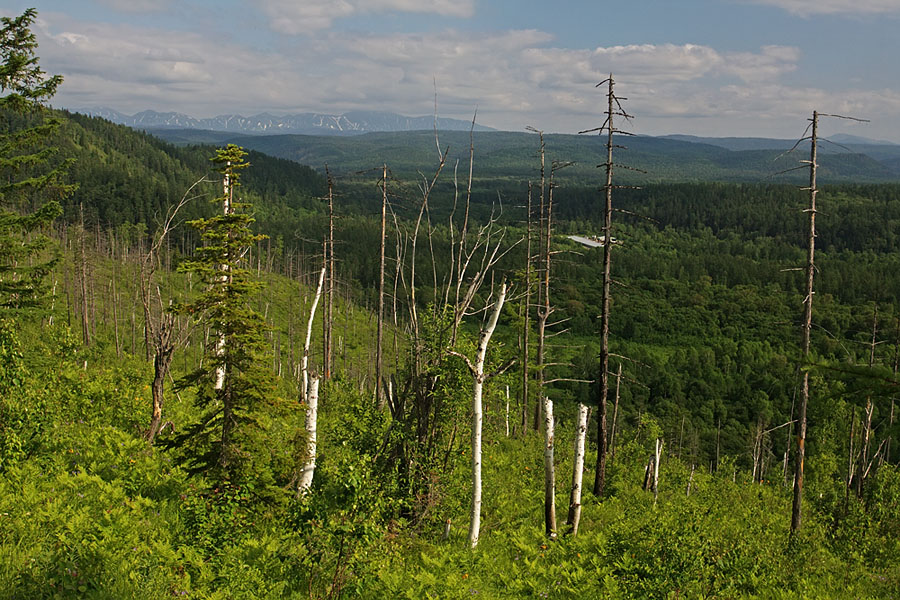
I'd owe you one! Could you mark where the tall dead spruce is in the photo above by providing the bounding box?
[786,110,868,533]
[580,74,637,498]
[376,164,388,409]
[322,167,336,381]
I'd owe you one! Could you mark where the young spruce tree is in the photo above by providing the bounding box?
[172,145,271,482]
[0,9,72,311]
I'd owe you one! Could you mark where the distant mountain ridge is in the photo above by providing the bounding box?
[73,107,495,135]
[662,133,900,152]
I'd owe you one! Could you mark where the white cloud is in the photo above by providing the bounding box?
[259,0,476,34]
[94,0,174,13]
[747,0,900,16]
[31,12,897,140]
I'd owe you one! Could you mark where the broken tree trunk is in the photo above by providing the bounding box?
[543,394,557,539]
[297,375,320,495]
[566,402,589,536]
[450,282,509,549]
[302,262,327,404]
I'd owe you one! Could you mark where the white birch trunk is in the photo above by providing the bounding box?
[469,374,485,548]
[465,282,507,549]
[505,385,510,437]
[567,402,589,535]
[297,376,319,495]
[214,334,226,390]
[653,437,662,503]
[214,165,232,391]
[543,395,557,538]
[301,265,326,403]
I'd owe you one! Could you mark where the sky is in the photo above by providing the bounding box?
[10,0,900,140]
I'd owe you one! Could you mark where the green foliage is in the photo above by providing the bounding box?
[0,9,71,311]
[0,318,27,469]
[287,380,397,597]
[367,432,899,599]
[169,145,276,483]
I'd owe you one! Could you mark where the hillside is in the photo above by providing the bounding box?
[4,111,900,598]
[55,111,327,230]
[146,128,900,184]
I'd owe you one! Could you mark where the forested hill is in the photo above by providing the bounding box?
[145,128,900,184]
[51,111,326,228]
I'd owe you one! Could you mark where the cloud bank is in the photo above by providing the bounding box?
[259,0,476,33]
[33,11,895,138]
[747,0,900,16]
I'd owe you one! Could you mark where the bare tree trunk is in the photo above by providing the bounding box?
[594,75,617,498]
[112,275,121,358]
[857,306,878,496]
[610,362,622,459]
[888,400,895,464]
[505,385,510,437]
[521,183,533,435]
[302,262,326,404]
[567,402,589,536]
[543,394,557,539]
[79,204,91,347]
[848,406,857,491]
[324,170,335,380]
[652,437,662,503]
[452,282,508,549]
[792,110,818,534]
[533,134,546,432]
[376,164,387,409]
[297,376,320,495]
[147,347,173,442]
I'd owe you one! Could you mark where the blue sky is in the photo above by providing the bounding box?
[12,0,900,140]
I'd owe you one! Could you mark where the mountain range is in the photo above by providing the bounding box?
[73,108,495,136]
[69,108,900,184]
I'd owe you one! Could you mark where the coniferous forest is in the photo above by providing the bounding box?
[2,9,900,599]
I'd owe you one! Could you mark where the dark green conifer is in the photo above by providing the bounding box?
[0,8,73,310]
[171,145,272,482]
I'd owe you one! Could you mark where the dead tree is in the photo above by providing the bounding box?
[393,114,511,526]
[297,375,320,495]
[566,402,590,536]
[609,362,623,458]
[322,167,336,380]
[302,254,326,404]
[789,109,868,533]
[449,282,512,549]
[79,203,91,347]
[857,305,878,496]
[521,182,533,434]
[583,74,635,498]
[543,393,557,538]
[140,177,208,441]
[376,164,388,409]
[529,129,547,432]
